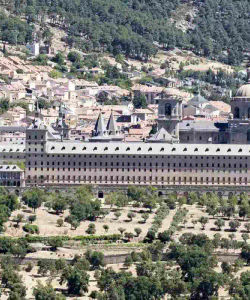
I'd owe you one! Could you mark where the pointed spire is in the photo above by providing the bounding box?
[106,110,117,135]
[94,112,105,136]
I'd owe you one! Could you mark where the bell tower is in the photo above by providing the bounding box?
[53,102,69,141]
[157,91,183,142]
[228,67,250,144]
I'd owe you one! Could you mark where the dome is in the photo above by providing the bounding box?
[236,82,250,97]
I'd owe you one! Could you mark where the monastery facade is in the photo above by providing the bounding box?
[0,76,250,189]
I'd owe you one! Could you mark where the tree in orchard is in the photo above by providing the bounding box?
[103,225,109,232]
[52,197,67,214]
[66,216,80,230]
[114,211,121,220]
[13,214,24,228]
[86,223,96,234]
[22,188,45,212]
[33,282,66,300]
[199,216,209,230]
[127,211,135,221]
[229,220,240,232]
[48,237,63,251]
[141,213,149,223]
[28,215,36,224]
[85,250,105,270]
[214,218,225,231]
[242,233,249,244]
[60,266,89,296]
[134,227,142,237]
[244,223,250,233]
[118,227,125,236]
[57,218,64,227]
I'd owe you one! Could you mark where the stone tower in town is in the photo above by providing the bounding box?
[53,102,69,141]
[228,67,250,144]
[157,90,183,143]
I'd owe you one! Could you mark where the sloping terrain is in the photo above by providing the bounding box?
[0,0,249,64]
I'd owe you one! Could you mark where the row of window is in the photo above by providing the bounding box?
[28,160,249,168]
[0,155,24,159]
[27,175,248,185]
[27,154,249,160]
[0,173,21,179]
[26,145,248,155]
[27,166,248,173]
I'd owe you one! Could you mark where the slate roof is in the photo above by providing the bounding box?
[94,113,105,135]
[106,111,117,134]
[179,120,219,132]
[0,143,25,152]
[188,94,208,106]
[45,141,250,156]
[148,128,173,142]
[0,165,23,172]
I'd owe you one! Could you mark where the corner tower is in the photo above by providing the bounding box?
[26,107,48,154]
[25,105,48,185]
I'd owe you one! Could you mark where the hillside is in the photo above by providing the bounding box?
[0,0,249,65]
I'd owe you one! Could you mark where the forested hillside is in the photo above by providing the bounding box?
[0,0,249,64]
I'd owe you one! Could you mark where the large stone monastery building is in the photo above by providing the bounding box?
[1,75,250,190]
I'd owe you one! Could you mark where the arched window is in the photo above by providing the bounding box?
[247,130,250,142]
[165,103,171,116]
[234,107,240,118]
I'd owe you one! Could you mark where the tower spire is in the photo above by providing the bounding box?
[106,110,117,135]
[93,111,105,136]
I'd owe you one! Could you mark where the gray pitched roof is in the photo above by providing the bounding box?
[0,143,25,152]
[45,141,250,156]
[189,94,208,106]
[106,111,117,134]
[94,113,105,135]
[0,165,23,172]
[179,120,219,132]
[148,128,173,142]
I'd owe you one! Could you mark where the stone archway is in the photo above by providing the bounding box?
[98,191,104,199]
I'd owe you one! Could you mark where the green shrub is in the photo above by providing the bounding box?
[22,224,39,234]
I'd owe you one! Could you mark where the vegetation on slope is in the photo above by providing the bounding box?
[0,1,249,62]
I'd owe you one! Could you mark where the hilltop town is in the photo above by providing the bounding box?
[0,37,245,144]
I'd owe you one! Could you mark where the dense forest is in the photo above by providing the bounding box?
[0,0,249,64]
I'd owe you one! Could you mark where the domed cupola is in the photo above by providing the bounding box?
[235,68,250,98]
